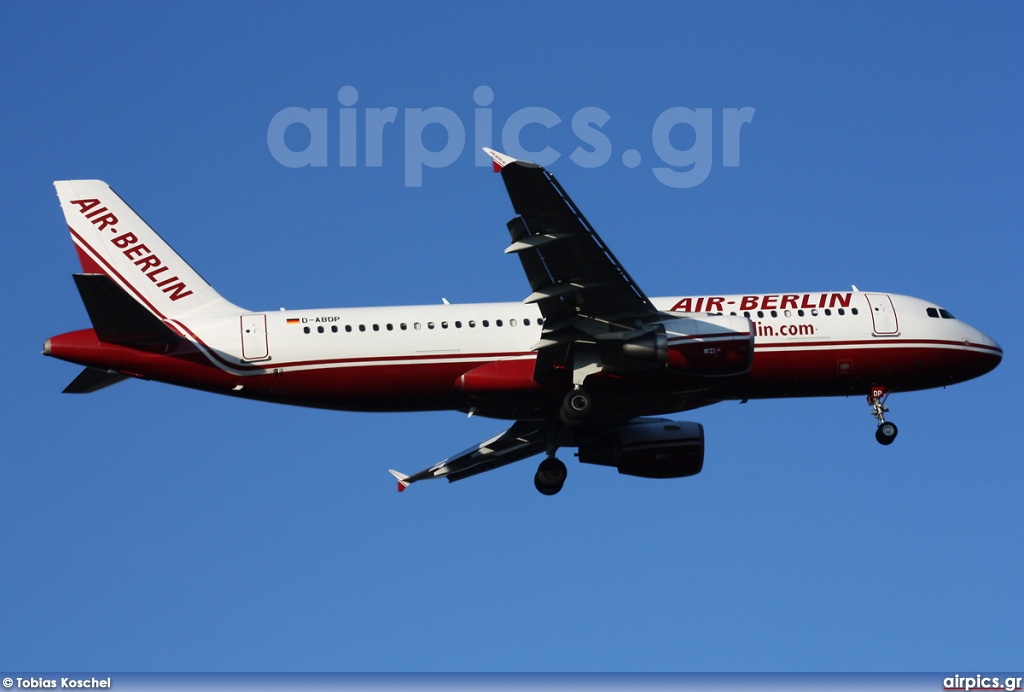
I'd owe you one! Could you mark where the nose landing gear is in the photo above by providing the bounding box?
[869,386,898,445]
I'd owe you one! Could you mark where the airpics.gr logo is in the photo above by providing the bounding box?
[267,86,755,188]
[943,675,1024,691]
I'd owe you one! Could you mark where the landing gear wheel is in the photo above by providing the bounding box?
[534,457,567,495]
[560,388,592,426]
[868,387,898,446]
[875,421,898,445]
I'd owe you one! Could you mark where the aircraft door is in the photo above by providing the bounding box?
[864,294,899,335]
[241,314,269,360]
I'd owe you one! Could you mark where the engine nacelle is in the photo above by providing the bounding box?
[662,314,753,376]
[577,419,704,479]
[620,331,668,364]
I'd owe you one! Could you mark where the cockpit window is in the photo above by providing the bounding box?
[939,308,955,320]
[926,307,939,318]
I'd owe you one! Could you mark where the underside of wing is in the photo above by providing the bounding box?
[389,421,548,491]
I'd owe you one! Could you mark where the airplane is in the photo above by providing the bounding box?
[43,148,1003,495]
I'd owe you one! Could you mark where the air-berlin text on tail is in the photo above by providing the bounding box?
[69,199,193,302]
[670,293,853,313]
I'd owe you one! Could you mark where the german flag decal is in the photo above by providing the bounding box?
[287,318,300,325]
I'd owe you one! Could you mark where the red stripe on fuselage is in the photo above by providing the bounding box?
[47,324,1001,419]
[755,337,1003,355]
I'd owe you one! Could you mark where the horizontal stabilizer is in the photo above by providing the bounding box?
[73,273,183,345]
[62,366,129,394]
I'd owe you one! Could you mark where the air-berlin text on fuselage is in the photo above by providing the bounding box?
[670,293,852,313]
[69,198,193,302]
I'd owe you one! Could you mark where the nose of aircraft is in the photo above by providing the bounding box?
[965,324,1003,378]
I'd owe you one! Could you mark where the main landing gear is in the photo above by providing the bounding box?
[869,386,899,445]
[534,457,567,495]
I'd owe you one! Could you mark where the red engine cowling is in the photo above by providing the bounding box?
[577,419,704,479]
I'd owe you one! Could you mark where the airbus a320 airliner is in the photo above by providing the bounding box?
[44,149,1002,495]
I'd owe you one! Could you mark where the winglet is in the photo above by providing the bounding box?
[483,148,518,172]
[389,469,411,492]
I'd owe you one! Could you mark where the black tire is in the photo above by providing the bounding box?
[875,421,898,445]
[560,388,592,426]
[534,457,567,495]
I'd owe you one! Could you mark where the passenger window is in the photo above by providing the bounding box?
[811,309,818,316]
[496,319,503,327]
[373,324,379,331]
[743,311,750,318]
[455,321,462,328]
[838,308,845,316]
[469,320,476,328]
[757,311,764,318]
[345,325,352,333]
[824,309,832,316]
[427,322,434,329]
[784,310,791,317]
[524,318,531,326]
[510,319,517,327]
[303,326,310,334]
[359,325,366,332]
[798,310,804,317]
[331,325,338,333]
[400,323,407,330]
[851,307,858,315]
[482,320,489,327]
[414,322,421,330]
[317,326,324,333]
[386,324,393,331]
[771,310,778,317]
[538,318,544,325]
[441,321,448,329]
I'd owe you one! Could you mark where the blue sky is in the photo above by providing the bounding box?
[2,1,1021,672]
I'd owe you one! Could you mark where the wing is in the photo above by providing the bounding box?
[389,421,547,492]
[484,149,665,383]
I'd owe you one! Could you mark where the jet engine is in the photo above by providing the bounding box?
[662,314,753,376]
[602,314,753,377]
[577,419,704,478]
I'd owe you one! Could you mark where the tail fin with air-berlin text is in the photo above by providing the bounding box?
[54,180,242,324]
